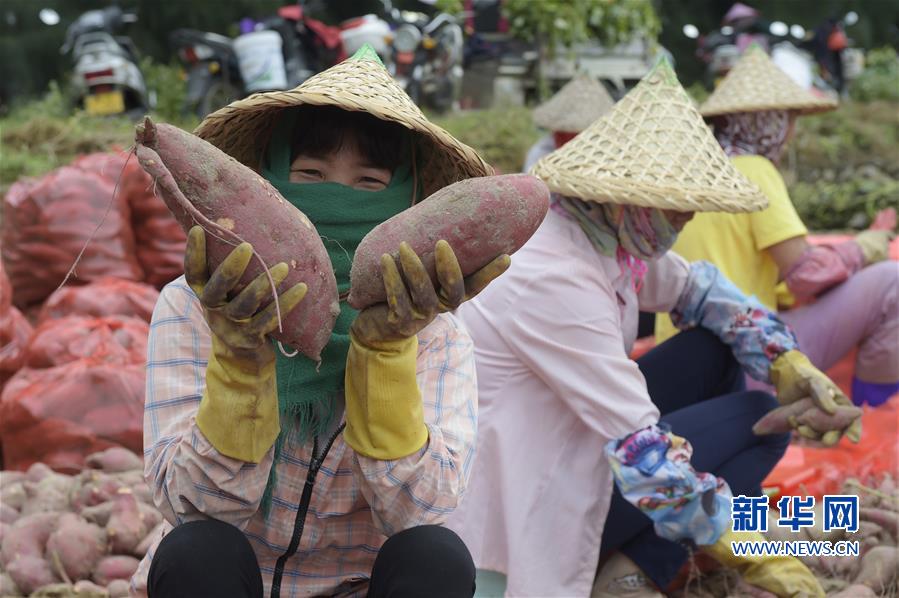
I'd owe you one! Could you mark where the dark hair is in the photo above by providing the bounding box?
[289,105,410,171]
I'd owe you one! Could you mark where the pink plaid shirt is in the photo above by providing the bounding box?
[132,278,478,597]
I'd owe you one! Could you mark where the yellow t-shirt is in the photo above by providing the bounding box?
[655,154,808,342]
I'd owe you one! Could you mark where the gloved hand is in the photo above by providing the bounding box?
[702,529,824,598]
[344,241,509,460]
[769,350,861,445]
[855,229,893,266]
[186,226,308,462]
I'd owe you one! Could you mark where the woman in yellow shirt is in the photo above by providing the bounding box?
[656,47,897,410]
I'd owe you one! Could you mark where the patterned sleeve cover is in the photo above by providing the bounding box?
[670,260,798,382]
[605,423,734,546]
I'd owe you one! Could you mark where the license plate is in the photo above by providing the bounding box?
[85,90,125,115]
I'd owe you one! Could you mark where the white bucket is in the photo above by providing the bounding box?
[233,30,287,92]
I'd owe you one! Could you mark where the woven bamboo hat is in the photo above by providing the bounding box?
[195,45,491,197]
[700,46,837,117]
[531,59,767,213]
[533,73,615,132]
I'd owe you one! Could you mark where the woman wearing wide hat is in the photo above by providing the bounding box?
[133,46,508,598]
[446,61,836,597]
[657,46,898,411]
[523,73,616,172]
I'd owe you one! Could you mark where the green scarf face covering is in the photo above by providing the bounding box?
[259,109,416,514]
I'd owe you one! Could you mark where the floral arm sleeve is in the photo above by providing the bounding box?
[671,261,798,383]
[605,423,733,545]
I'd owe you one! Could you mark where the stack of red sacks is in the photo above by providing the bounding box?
[0,150,187,472]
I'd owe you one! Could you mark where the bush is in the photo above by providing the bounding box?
[791,178,899,231]
[433,106,541,174]
[850,47,899,103]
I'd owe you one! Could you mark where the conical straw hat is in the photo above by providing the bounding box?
[700,46,837,117]
[530,59,767,213]
[195,45,491,197]
[533,73,615,132]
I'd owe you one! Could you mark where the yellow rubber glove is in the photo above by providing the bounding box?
[702,529,824,598]
[185,227,308,463]
[770,350,861,445]
[344,241,509,460]
[855,229,893,266]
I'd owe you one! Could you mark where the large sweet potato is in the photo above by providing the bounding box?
[6,554,58,594]
[92,555,139,586]
[45,513,106,581]
[134,117,339,361]
[105,490,145,555]
[1,512,60,568]
[348,174,549,309]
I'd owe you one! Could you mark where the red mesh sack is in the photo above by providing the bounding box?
[25,315,148,369]
[2,166,143,308]
[0,360,145,473]
[0,307,34,391]
[123,158,187,288]
[38,277,159,324]
[74,151,187,288]
[0,259,34,390]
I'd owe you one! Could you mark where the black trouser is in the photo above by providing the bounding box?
[599,328,791,589]
[148,520,475,598]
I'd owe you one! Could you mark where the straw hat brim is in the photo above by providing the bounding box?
[531,60,768,214]
[194,51,491,198]
[700,47,838,117]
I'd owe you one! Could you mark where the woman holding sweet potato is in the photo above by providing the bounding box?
[133,47,512,598]
[445,62,851,597]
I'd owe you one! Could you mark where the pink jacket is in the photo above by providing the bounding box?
[446,210,693,597]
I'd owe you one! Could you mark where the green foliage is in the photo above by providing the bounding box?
[432,106,540,174]
[433,0,464,15]
[791,179,899,231]
[504,0,660,52]
[141,58,188,124]
[849,47,899,103]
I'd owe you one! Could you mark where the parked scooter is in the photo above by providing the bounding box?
[61,6,151,117]
[170,29,242,119]
[386,1,464,112]
[339,13,393,69]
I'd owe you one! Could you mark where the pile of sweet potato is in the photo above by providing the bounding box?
[0,448,163,597]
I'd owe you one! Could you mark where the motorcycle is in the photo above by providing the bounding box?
[171,4,344,118]
[61,6,151,117]
[339,13,393,68]
[387,2,464,112]
[170,28,242,119]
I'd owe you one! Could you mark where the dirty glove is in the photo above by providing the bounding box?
[702,529,824,598]
[769,350,861,445]
[345,241,509,460]
[187,227,308,463]
[855,229,893,266]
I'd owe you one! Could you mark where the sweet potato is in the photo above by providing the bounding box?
[78,502,114,528]
[92,555,139,586]
[752,398,861,435]
[853,545,899,592]
[5,554,58,594]
[22,474,74,516]
[85,447,142,473]
[348,174,549,309]
[827,584,877,598]
[0,470,25,486]
[0,572,20,597]
[1,512,61,568]
[134,118,339,360]
[26,462,54,483]
[860,507,899,539]
[105,490,145,555]
[1,503,18,524]
[795,404,863,432]
[45,513,106,581]
[107,579,131,597]
[1,481,26,511]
